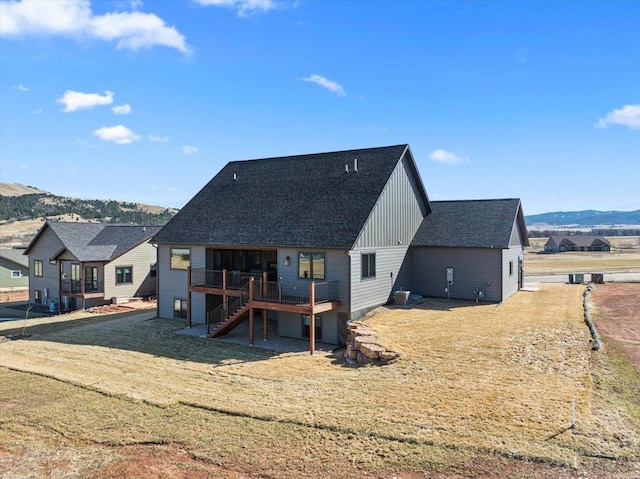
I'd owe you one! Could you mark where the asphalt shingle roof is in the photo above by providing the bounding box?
[411,199,528,249]
[26,223,161,262]
[153,144,429,249]
[549,235,611,247]
[0,248,29,267]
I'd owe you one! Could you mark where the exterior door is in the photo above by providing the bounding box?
[85,266,99,292]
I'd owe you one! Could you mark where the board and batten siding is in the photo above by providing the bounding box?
[354,153,428,249]
[26,226,64,304]
[411,247,504,302]
[102,241,157,300]
[350,246,412,318]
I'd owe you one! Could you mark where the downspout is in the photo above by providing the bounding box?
[153,244,159,318]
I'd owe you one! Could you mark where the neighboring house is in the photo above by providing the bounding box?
[152,144,529,351]
[24,222,161,311]
[0,248,29,288]
[544,235,611,253]
[410,199,529,302]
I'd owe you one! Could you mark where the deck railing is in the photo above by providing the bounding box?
[251,280,340,305]
[60,279,104,294]
[191,268,255,290]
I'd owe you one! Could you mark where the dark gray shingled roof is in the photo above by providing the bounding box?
[548,235,611,248]
[152,144,430,249]
[25,222,161,262]
[411,199,529,249]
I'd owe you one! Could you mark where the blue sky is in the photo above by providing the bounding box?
[1,0,638,215]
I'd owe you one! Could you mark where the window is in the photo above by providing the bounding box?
[361,253,376,279]
[509,260,514,277]
[11,270,22,279]
[170,248,190,270]
[34,260,43,277]
[116,266,133,285]
[298,252,325,280]
[71,263,80,281]
[302,314,322,340]
[34,290,41,302]
[174,299,188,319]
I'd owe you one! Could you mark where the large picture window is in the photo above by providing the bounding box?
[170,248,190,270]
[174,298,188,319]
[361,253,376,279]
[71,263,80,281]
[298,252,325,280]
[116,266,133,285]
[34,260,43,277]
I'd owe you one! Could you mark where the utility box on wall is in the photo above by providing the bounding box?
[446,267,454,284]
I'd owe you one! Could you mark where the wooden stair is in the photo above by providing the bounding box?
[208,303,250,338]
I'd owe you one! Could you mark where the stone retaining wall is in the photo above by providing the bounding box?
[344,321,400,364]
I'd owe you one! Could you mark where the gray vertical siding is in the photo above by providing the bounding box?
[350,246,412,318]
[411,247,504,302]
[354,153,427,249]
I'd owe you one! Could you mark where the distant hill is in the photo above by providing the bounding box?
[0,182,177,226]
[525,210,640,227]
[0,182,48,196]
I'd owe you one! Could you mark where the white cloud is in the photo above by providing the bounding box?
[194,0,278,17]
[20,163,28,168]
[301,74,346,97]
[182,145,199,155]
[33,108,42,115]
[57,90,114,112]
[148,134,168,143]
[0,0,190,54]
[112,103,132,114]
[429,149,468,165]
[76,138,95,148]
[93,125,141,144]
[14,83,28,92]
[368,126,388,132]
[595,104,640,130]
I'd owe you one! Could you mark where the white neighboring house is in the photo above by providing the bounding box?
[24,222,161,311]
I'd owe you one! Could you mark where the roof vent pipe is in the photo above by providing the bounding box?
[233,173,237,181]
[354,158,358,172]
[345,164,349,173]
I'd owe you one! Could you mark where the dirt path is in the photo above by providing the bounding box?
[591,283,640,374]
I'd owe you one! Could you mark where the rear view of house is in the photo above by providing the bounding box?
[24,222,160,311]
[152,144,529,352]
[152,145,431,349]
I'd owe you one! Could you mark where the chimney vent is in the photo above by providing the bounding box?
[233,173,237,181]
[354,158,358,172]
[345,164,349,173]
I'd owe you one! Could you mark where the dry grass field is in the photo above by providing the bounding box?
[1,283,639,478]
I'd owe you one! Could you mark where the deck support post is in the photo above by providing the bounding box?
[80,262,86,310]
[249,276,254,345]
[187,266,192,327]
[309,282,315,355]
[262,272,268,340]
[222,269,227,317]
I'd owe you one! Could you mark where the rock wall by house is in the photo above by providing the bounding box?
[344,321,400,364]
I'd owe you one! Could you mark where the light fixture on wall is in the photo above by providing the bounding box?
[285,256,290,266]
